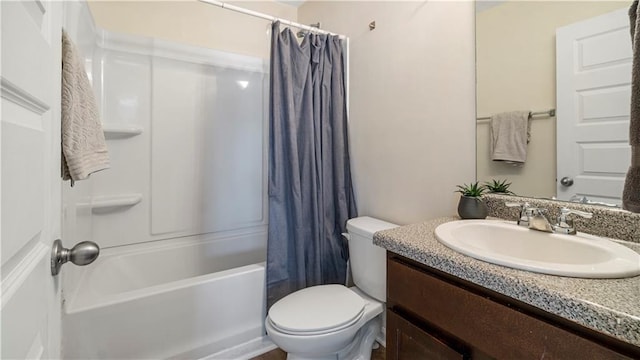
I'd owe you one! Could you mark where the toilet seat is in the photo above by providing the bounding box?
[268,309,363,336]
[268,285,365,335]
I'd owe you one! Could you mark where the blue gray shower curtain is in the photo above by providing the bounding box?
[267,22,357,308]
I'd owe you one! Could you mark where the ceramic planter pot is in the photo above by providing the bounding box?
[457,195,487,219]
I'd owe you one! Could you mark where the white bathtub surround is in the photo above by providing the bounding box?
[63,234,267,359]
[61,4,272,357]
[69,29,269,250]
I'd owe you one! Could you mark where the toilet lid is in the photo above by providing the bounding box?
[268,285,365,334]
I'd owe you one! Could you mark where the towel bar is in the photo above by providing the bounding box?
[476,109,555,122]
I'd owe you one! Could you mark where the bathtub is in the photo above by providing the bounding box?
[62,231,272,359]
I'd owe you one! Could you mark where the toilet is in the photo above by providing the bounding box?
[266,216,398,360]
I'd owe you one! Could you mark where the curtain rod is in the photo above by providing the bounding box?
[198,0,348,40]
[476,109,556,122]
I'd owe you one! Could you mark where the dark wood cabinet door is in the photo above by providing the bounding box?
[387,255,638,360]
[387,310,465,360]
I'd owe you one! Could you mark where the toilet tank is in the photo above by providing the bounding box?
[346,216,398,302]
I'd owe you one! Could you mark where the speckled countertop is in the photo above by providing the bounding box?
[374,217,640,347]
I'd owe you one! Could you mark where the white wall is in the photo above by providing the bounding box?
[88,0,297,59]
[299,1,476,225]
[476,1,628,198]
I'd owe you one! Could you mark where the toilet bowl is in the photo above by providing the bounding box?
[266,285,383,360]
[266,217,397,360]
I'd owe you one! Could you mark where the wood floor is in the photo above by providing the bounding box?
[250,348,286,360]
[250,346,386,360]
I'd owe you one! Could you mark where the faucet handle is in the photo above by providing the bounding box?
[559,207,593,219]
[504,202,532,226]
[505,201,533,214]
[554,208,593,235]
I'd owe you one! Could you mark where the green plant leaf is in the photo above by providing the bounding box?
[483,179,515,195]
[454,181,486,197]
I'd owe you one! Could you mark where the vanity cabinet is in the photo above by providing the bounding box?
[386,254,640,360]
[387,310,466,360]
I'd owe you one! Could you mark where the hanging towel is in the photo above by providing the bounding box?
[490,111,531,165]
[61,29,109,185]
[624,2,640,212]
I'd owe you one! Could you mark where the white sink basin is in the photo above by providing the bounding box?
[434,220,640,278]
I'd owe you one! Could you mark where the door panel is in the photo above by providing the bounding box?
[2,244,50,359]
[1,0,63,358]
[556,8,632,204]
[1,97,47,266]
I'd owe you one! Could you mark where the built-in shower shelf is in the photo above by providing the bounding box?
[102,124,143,139]
[85,194,143,213]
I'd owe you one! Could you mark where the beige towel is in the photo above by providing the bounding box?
[61,29,109,185]
[490,111,531,165]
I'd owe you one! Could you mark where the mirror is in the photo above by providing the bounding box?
[475,1,631,207]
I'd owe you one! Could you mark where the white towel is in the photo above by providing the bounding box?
[61,29,109,185]
[490,111,531,165]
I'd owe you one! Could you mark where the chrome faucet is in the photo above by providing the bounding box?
[552,208,593,235]
[505,201,531,226]
[505,202,592,235]
[569,194,620,208]
[528,208,554,232]
[506,202,553,232]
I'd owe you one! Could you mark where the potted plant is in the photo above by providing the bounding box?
[484,179,515,195]
[455,182,487,219]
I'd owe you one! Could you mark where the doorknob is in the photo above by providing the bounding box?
[560,177,574,187]
[51,239,100,276]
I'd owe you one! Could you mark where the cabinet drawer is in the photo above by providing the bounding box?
[387,310,466,360]
[387,258,630,360]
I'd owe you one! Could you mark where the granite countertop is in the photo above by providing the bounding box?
[373,217,640,347]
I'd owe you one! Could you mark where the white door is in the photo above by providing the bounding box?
[1,1,63,358]
[556,8,632,205]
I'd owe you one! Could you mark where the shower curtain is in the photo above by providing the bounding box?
[267,22,357,308]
